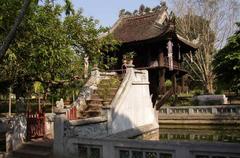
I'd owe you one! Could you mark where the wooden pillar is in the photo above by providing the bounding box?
[171,72,177,94]
[181,75,185,93]
[159,68,166,95]
[147,47,152,67]
[159,51,164,67]
[8,87,12,117]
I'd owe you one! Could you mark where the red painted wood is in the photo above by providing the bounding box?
[66,106,77,120]
[27,112,45,140]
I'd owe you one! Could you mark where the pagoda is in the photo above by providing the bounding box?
[107,3,198,106]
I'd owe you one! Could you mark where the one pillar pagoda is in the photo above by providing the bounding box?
[106,3,198,107]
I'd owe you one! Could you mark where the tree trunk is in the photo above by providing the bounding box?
[205,75,214,94]
[0,0,31,60]
[8,87,12,117]
[38,93,41,112]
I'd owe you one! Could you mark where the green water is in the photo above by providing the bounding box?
[0,133,5,152]
[159,125,240,143]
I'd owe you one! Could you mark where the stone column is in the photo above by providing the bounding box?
[84,55,89,79]
[54,113,66,158]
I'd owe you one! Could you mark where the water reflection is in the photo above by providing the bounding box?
[159,125,240,143]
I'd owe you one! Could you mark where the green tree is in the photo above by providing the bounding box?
[176,14,216,94]
[213,23,240,94]
[172,0,240,94]
[0,0,31,60]
[0,0,119,103]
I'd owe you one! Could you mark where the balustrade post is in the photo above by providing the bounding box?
[212,107,218,115]
[166,108,170,114]
[236,107,240,115]
[54,113,66,158]
[189,108,194,115]
[102,142,115,158]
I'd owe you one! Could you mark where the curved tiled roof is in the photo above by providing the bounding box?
[109,6,198,49]
[110,9,168,43]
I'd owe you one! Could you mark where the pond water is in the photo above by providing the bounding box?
[0,132,5,152]
[158,125,240,143]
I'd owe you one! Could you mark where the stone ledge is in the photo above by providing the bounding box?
[158,115,240,120]
[69,116,107,126]
[107,124,158,139]
[132,81,150,85]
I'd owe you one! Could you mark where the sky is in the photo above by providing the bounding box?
[64,0,172,27]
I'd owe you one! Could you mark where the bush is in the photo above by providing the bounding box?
[165,80,172,90]
[192,89,203,96]
[97,77,120,101]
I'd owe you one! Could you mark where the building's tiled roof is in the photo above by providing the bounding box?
[110,10,168,43]
[109,6,198,49]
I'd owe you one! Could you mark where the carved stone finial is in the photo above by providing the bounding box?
[125,11,132,16]
[119,9,126,17]
[133,10,138,15]
[160,1,166,7]
[139,4,145,14]
[84,55,89,79]
[152,5,161,12]
[145,7,151,13]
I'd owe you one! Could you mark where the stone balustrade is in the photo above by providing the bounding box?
[59,135,240,158]
[159,105,240,115]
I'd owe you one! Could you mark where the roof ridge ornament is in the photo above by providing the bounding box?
[192,35,200,45]
[118,2,168,18]
[169,11,176,31]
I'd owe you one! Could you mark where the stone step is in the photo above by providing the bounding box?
[90,94,102,100]
[11,140,53,158]
[87,102,103,107]
[23,141,52,151]
[99,90,118,96]
[85,105,102,111]
[13,148,52,158]
[86,99,103,105]
[97,87,119,92]
[85,110,101,117]
[88,102,103,106]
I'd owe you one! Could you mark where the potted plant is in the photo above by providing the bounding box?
[124,51,136,65]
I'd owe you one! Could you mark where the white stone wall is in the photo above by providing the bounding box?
[6,114,27,151]
[110,67,159,134]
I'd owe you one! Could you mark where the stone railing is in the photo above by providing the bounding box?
[159,105,240,115]
[110,65,158,134]
[4,115,27,152]
[57,136,240,158]
[64,116,108,138]
[72,67,117,114]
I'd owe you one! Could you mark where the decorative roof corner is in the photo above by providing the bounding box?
[176,34,199,49]
[192,35,200,45]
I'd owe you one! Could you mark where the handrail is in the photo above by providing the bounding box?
[111,68,133,121]
[155,88,174,110]
[159,105,240,115]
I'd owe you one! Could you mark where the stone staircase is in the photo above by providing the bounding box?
[81,76,121,118]
[9,140,53,158]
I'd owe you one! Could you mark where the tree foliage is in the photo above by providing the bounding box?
[0,0,119,101]
[172,0,240,94]
[213,23,240,94]
[0,0,31,60]
[176,14,216,94]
